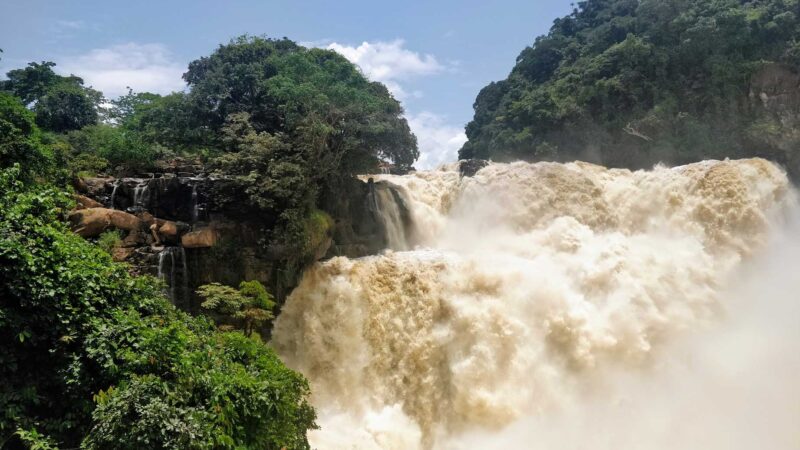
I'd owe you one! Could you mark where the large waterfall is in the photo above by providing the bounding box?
[272,159,799,449]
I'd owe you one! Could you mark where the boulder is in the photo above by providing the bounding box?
[181,227,219,248]
[139,211,156,227]
[74,194,103,210]
[78,177,113,197]
[121,229,147,247]
[459,159,489,177]
[111,247,135,262]
[109,209,144,232]
[158,220,179,238]
[68,208,143,238]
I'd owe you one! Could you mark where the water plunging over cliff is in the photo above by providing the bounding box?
[371,182,411,250]
[157,246,189,307]
[272,159,800,449]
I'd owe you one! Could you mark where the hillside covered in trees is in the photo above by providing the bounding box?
[460,0,800,177]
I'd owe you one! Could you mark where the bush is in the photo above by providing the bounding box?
[198,280,276,336]
[96,229,122,253]
[66,124,159,172]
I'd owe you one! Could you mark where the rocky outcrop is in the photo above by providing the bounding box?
[319,176,400,258]
[74,168,401,317]
[68,208,143,238]
[459,159,489,177]
[74,194,103,210]
[748,63,800,177]
[181,227,218,248]
[75,177,114,199]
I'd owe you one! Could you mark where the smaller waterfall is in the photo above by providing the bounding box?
[133,180,150,208]
[157,247,187,305]
[190,183,199,223]
[179,247,188,308]
[373,185,409,250]
[110,181,120,209]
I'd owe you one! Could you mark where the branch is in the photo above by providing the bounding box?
[623,122,652,142]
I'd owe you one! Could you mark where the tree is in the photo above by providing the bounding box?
[2,61,101,132]
[1,62,63,105]
[65,123,157,171]
[182,35,418,173]
[197,280,276,337]
[0,92,50,179]
[34,82,99,132]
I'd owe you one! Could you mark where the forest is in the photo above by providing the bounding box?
[460,0,800,178]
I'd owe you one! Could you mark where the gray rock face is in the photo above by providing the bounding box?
[77,169,401,316]
[747,63,800,179]
[459,159,490,177]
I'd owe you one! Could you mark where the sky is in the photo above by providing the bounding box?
[0,0,575,168]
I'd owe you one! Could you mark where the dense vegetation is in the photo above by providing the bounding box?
[0,164,315,449]
[0,35,422,449]
[461,0,800,177]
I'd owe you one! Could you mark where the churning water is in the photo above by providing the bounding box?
[272,159,800,449]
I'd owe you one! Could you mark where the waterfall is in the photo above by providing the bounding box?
[179,246,188,308]
[190,183,199,223]
[133,180,149,208]
[110,180,120,209]
[273,158,799,449]
[157,246,187,305]
[373,184,409,250]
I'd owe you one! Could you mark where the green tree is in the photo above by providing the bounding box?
[0,92,50,179]
[197,280,276,337]
[34,82,99,132]
[1,62,63,105]
[182,36,418,173]
[65,123,158,171]
[2,61,101,132]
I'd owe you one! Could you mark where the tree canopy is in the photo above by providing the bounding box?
[1,61,101,133]
[0,92,50,179]
[460,0,800,177]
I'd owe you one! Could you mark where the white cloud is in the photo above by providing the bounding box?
[407,111,467,170]
[325,39,444,100]
[321,40,464,168]
[59,43,185,98]
[55,20,85,30]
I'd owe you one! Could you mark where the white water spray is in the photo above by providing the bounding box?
[272,158,799,449]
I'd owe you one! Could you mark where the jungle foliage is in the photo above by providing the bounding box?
[461,0,800,177]
[0,164,316,449]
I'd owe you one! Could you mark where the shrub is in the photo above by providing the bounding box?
[96,229,123,253]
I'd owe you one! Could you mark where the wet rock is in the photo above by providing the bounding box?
[151,220,190,244]
[459,159,489,177]
[77,177,114,198]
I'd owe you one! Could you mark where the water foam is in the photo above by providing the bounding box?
[273,159,797,449]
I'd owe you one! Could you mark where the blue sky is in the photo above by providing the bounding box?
[0,0,574,168]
